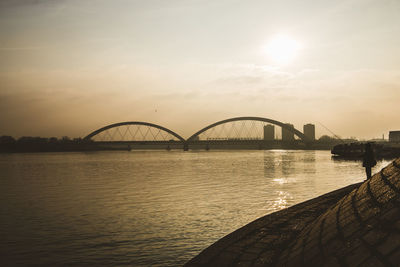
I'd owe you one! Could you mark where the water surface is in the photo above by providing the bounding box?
[0,150,390,266]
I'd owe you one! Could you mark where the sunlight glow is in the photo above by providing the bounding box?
[264,35,301,65]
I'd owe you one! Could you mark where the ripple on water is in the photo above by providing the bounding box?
[0,150,390,266]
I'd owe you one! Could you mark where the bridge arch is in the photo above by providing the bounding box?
[84,121,185,142]
[187,116,309,142]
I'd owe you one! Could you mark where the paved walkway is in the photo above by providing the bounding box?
[185,158,400,266]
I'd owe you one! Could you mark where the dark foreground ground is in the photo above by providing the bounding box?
[186,158,400,267]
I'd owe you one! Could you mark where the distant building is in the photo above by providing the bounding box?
[303,124,315,141]
[389,131,400,142]
[282,123,295,141]
[263,125,275,141]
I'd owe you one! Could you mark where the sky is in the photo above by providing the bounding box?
[0,0,400,140]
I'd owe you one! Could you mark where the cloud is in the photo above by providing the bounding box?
[1,63,399,139]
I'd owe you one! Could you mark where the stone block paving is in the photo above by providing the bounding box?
[185,158,400,267]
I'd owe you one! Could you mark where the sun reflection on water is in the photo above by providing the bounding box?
[272,191,293,210]
[273,178,286,184]
[272,177,297,184]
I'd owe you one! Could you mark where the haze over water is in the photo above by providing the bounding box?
[0,150,390,266]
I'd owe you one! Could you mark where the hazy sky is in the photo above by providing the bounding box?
[1,0,399,139]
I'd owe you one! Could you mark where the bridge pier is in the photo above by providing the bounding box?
[183,143,189,151]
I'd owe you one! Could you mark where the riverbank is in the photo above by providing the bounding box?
[185,183,361,266]
[331,141,400,160]
[186,158,400,266]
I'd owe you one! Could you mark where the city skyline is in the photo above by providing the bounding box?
[1,0,400,139]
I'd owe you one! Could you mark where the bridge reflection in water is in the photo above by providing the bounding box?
[83,117,316,151]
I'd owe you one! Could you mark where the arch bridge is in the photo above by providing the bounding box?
[83,121,186,150]
[187,116,308,141]
[83,117,313,150]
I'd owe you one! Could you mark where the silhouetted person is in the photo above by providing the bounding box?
[363,143,376,179]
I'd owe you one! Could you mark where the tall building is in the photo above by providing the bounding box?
[263,125,275,140]
[389,131,400,142]
[303,123,315,141]
[282,123,295,141]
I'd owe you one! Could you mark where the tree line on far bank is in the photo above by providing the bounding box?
[0,136,92,152]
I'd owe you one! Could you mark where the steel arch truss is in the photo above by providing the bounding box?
[84,122,185,142]
[187,116,309,142]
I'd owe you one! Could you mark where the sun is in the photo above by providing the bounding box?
[264,35,301,65]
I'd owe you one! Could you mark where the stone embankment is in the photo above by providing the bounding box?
[185,158,400,266]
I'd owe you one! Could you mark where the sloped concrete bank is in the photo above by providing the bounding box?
[185,158,400,267]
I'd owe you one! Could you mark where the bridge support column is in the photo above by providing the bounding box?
[183,143,189,151]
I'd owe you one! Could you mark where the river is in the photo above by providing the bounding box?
[0,150,390,266]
